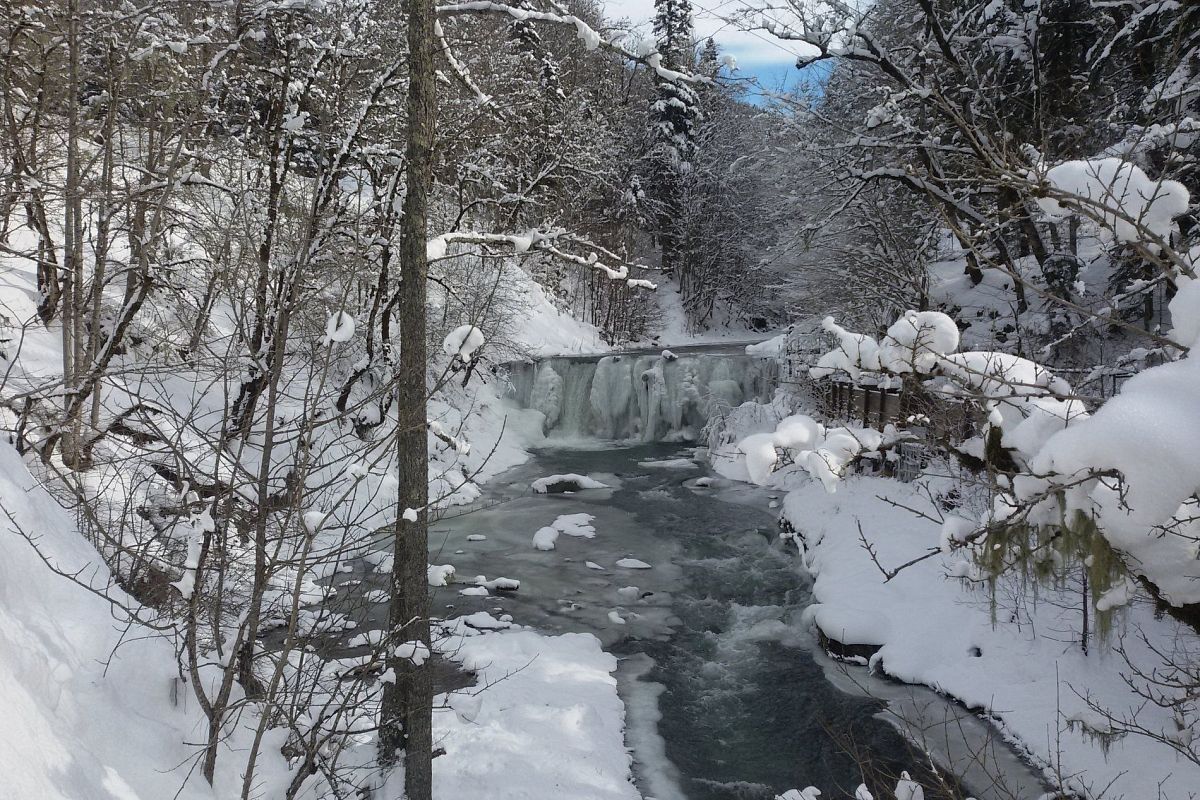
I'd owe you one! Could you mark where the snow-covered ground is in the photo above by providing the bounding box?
[0,439,643,799]
[430,617,641,800]
[0,441,242,800]
[505,267,614,357]
[0,454,639,800]
[14,224,1185,799]
[642,280,781,350]
[782,473,1200,799]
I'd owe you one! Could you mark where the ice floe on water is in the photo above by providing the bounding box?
[552,512,597,537]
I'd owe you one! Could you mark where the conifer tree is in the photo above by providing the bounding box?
[647,0,701,286]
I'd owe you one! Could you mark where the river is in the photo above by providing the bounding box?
[412,441,1046,799]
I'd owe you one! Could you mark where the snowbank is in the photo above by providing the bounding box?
[782,474,1200,799]
[432,620,640,800]
[645,278,779,348]
[746,332,787,357]
[505,266,610,357]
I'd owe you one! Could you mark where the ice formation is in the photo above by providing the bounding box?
[508,350,777,441]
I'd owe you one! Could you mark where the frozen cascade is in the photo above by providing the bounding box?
[507,349,778,441]
[530,363,564,429]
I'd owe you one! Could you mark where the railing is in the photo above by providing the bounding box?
[779,321,1157,485]
[816,376,975,436]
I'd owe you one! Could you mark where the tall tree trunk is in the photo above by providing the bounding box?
[61,0,84,466]
[379,0,436,795]
[88,48,118,441]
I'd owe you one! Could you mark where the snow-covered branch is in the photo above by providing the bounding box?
[426,229,656,288]
[434,1,707,85]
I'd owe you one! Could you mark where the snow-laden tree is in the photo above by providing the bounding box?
[761,0,1197,366]
[644,0,702,283]
[674,47,789,330]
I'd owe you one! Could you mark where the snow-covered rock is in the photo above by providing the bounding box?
[427,564,456,587]
[531,473,609,493]
[552,512,596,538]
[532,526,559,550]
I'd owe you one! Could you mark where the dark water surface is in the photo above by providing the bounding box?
[416,443,918,799]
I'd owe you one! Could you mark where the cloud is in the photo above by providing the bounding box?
[709,30,806,66]
[600,0,804,67]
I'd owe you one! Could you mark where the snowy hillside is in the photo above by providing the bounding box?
[0,442,224,800]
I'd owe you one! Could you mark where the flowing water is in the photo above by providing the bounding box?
[426,443,923,798]
[336,348,1049,799]
[399,442,1045,799]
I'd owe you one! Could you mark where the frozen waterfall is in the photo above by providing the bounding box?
[506,349,778,442]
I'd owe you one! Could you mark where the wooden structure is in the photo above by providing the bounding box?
[819,379,906,429]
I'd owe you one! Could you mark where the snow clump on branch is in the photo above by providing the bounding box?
[1037,157,1189,246]
[324,311,356,343]
[443,325,486,362]
[808,316,880,381]
[877,310,959,374]
[736,414,887,492]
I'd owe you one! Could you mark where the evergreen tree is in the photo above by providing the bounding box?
[698,36,720,77]
[647,0,700,285]
[652,0,693,67]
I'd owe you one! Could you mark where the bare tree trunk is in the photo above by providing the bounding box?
[1081,567,1089,656]
[188,272,222,356]
[61,0,83,466]
[1002,187,1049,268]
[88,47,118,440]
[28,186,61,324]
[379,0,436,796]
